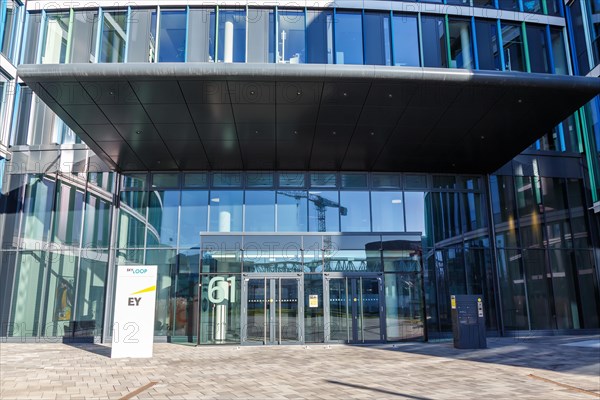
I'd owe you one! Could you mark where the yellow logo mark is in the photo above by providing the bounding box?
[131,285,156,295]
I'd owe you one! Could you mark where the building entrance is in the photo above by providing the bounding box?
[241,274,304,345]
[324,273,385,343]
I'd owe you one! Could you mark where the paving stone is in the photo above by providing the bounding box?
[1,336,599,399]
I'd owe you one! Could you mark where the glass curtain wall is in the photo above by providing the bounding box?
[334,12,363,65]
[1,0,23,62]
[392,14,419,67]
[22,7,571,77]
[217,10,246,63]
[501,23,525,71]
[127,8,157,62]
[448,18,474,69]
[421,16,448,68]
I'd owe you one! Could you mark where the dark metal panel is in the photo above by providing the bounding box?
[358,106,403,126]
[18,64,600,173]
[188,103,234,124]
[42,81,94,104]
[321,82,370,105]
[196,124,238,141]
[81,124,123,141]
[62,104,110,125]
[99,104,151,124]
[236,124,276,141]
[231,104,275,123]
[239,140,277,169]
[276,105,319,125]
[132,80,185,104]
[365,83,417,107]
[180,81,230,104]
[202,140,243,170]
[316,105,362,125]
[228,81,275,104]
[155,123,200,141]
[80,81,138,105]
[166,140,211,169]
[276,81,322,105]
[114,123,161,141]
[144,103,193,124]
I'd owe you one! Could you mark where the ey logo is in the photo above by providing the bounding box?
[127,285,155,306]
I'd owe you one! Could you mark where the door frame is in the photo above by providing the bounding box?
[240,273,304,345]
[323,272,386,344]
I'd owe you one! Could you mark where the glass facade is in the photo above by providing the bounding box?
[0,1,599,346]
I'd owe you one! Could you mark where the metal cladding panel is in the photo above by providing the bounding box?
[18,63,600,173]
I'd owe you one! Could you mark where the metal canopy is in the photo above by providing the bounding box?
[18,63,600,173]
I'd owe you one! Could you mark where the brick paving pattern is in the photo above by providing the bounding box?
[1,335,599,399]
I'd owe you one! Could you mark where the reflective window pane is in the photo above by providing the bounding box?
[245,191,275,232]
[421,16,448,68]
[53,183,84,246]
[551,28,569,75]
[83,194,111,248]
[526,25,550,73]
[277,191,308,232]
[217,10,246,63]
[364,13,391,66]
[306,10,333,64]
[158,10,186,62]
[247,8,275,63]
[392,14,419,67]
[100,11,127,63]
[146,190,179,247]
[335,12,363,65]
[448,19,474,69]
[522,0,543,13]
[187,8,215,62]
[41,12,69,64]
[75,258,108,337]
[179,190,208,248]
[127,8,157,62]
[278,10,305,64]
[501,23,525,72]
[209,190,243,232]
[308,191,340,232]
[475,20,501,71]
[404,192,427,236]
[340,191,370,232]
[371,192,404,232]
[498,0,518,10]
[71,10,98,63]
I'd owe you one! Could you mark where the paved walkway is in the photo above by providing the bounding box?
[1,335,599,399]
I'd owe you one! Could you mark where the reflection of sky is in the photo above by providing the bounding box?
[404,192,426,235]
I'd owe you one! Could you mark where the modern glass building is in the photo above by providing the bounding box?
[1,0,600,345]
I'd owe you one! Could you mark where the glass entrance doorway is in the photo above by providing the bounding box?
[324,273,385,343]
[241,274,304,345]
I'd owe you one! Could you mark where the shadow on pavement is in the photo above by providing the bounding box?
[371,335,600,377]
[63,342,112,358]
[324,379,431,399]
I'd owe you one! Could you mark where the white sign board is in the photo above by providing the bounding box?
[111,265,157,359]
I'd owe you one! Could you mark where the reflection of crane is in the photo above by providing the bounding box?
[277,191,347,232]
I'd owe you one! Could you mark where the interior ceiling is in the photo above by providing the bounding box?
[18,63,600,173]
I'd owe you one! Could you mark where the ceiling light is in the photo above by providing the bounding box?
[343,92,348,97]
[293,130,298,135]
[211,198,220,203]
[391,199,402,204]
[388,94,393,98]
[136,130,142,135]
[332,131,337,135]
[370,131,375,136]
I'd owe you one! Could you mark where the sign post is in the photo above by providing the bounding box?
[111,265,158,358]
